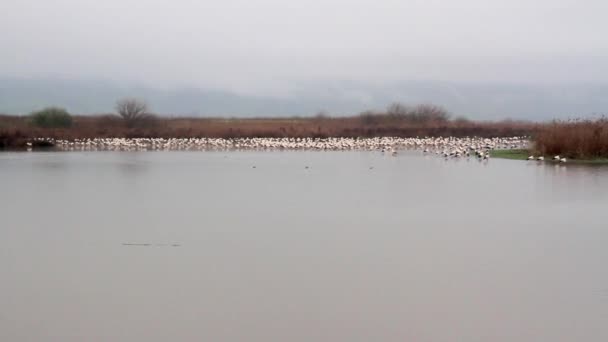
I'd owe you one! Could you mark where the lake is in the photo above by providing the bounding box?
[1,151,607,342]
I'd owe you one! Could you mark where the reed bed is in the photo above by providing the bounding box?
[5,112,607,161]
[534,118,608,159]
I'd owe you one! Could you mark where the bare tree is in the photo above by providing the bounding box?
[115,98,150,127]
[359,110,381,125]
[386,102,410,117]
[385,103,450,123]
[412,104,450,123]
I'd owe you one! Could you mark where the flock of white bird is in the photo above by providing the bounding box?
[29,136,536,159]
[528,154,567,163]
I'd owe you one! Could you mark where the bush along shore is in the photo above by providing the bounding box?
[489,118,608,163]
[2,101,607,162]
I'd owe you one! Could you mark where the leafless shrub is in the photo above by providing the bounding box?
[386,103,410,118]
[453,116,471,125]
[359,110,382,125]
[115,98,153,127]
[411,104,450,123]
[361,103,450,125]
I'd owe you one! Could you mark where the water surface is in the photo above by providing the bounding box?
[1,151,607,341]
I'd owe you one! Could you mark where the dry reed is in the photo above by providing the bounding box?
[534,118,608,159]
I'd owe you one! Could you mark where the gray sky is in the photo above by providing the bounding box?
[1,0,607,95]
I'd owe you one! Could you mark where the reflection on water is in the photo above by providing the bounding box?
[1,151,607,342]
[114,152,150,175]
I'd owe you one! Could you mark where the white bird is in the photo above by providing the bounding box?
[33,136,530,155]
[537,156,544,161]
[527,156,534,160]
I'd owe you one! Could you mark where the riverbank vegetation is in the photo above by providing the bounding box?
[29,107,73,128]
[0,103,534,149]
[491,118,608,162]
[534,118,608,159]
[490,149,530,160]
[2,102,607,161]
[492,148,608,164]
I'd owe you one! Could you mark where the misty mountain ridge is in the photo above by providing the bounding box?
[1,77,607,121]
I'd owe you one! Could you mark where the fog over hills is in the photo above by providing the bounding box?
[1,77,606,120]
[2,1,607,121]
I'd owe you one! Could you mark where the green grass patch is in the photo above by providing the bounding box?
[492,149,530,160]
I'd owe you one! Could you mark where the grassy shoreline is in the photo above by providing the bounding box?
[3,113,608,161]
[492,149,608,164]
[491,149,530,160]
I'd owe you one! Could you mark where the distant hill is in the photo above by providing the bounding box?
[1,77,606,120]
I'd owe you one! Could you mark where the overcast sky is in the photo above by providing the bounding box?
[1,0,607,95]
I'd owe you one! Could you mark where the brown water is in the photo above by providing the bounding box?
[1,151,607,342]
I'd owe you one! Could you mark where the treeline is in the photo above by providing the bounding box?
[359,103,451,125]
[1,101,536,148]
[9,101,608,160]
